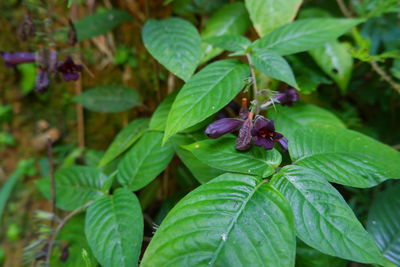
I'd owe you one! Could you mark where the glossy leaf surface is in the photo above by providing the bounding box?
[141,173,295,267]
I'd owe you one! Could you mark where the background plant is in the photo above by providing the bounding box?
[0,0,399,266]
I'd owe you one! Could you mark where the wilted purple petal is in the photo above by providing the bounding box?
[236,117,253,151]
[205,118,243,138]
[253,137,274,150]
[1,52,36,67]
[275,88,299,106]
[35,70,49,93]
[277,136,288,151]
[48,49,58,73]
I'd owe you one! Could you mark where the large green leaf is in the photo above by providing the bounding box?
[164,59,249,143]
[85,188,143,267]
[149,91,177,131]
[309,40,353,93]
[75,9,133,41]
[272,165,384,264]
[141,173,295,267]
[289,125,400,188]
[183,136,281,178]
[118,131,174,191]
[36,166,111,211]
[251,50,298,88]
[172,133,225,183]
[367,183,400,265]
[201,2,251,63]
[244,0,302,36]
[142,18,201,81]
[253,18,363,56]
[99,118,149,167]
[269,103,345,137]
[74,85,141,113]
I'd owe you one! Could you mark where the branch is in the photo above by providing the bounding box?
[370,61,400,94]
[246,53,259,113]
[44,201,93,266]
[46,138,56,226]
[335,0,353,18]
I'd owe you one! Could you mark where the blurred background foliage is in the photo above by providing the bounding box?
[0,0,399,266]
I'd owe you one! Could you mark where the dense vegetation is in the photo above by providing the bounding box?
[0,0,399,266]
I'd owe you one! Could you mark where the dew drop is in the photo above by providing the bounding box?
[211,106,215,110]
[221,233,227,241]
[248,169,251,173]
[195,144,200,148]
[372,220,377,225]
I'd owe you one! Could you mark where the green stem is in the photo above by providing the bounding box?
[246,53,259,114]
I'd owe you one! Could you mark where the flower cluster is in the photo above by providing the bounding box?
[205,89,299,151]
[1,51,82,93]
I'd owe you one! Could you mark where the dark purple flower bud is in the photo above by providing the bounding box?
[236,113,253,151]
[274,88,299,106]
[0,52,36,67]
[35,70,49,93]
[205,118,243,138]
[57,56,83,81]
[251,116,287,150]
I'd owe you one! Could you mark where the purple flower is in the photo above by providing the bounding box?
[57,56,83,81]
[274,88,299,106]
[35,70,49,93]
[251,116,288,151]
[205,118,244,138]
[0,52,36,67]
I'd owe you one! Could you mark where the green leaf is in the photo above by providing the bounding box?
[172,133,225,183]
[251,50,298,88]
[117,131,174,191]
[183,136,281,178]
[296,241,347,267]
[253,18,364,56]
[149,91,177,131]
[289,125,400,188]
[269,103,345,137]
[204,35,251,52]
[271,165,384,264]
[309,41,353,93]
[164,59,249,143]
[0,160,34,227]
[74,85,141,113]
[36,166,110,211]
[16,63,36,94]
[99,118,149,167]
[74,9,132,41]
[244,0,302,36]
[142,18,201,81]
[367,183,400,265]
[85,188,143,267]
[201,2,251,63]
[141,173,295,267]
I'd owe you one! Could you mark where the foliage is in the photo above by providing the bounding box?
[1,0,400,266]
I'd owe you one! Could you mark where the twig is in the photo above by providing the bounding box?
[335,0,353,18]
[44,201,93,266]
[71,4,85,148]
[46,138,56,226]
[370,61,400,94]
[335,0,400,94]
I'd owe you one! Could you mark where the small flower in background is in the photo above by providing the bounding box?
[57,56,83,81]
[251,116,288,151]
[274,88,299,106]
[0,52,36,67]
[1,50,82,93]
[260,88,299,109]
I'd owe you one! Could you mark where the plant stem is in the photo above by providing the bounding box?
[44,201,93,266]
[335,0,353,18]
[46,138,56,227]
[246,53,259,113]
